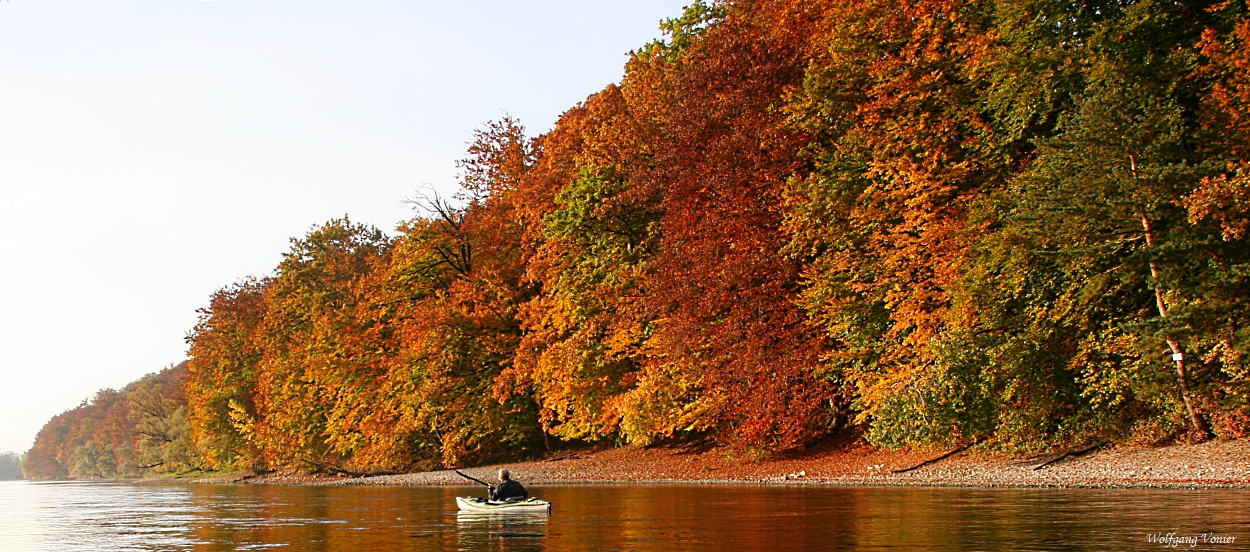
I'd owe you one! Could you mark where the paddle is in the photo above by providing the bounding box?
[454,469,492,488]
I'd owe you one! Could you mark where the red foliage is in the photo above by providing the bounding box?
[637,0,837,448]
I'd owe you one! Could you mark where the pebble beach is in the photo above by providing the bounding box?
[190,438,1250,490]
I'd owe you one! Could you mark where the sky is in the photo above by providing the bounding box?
[0,0,690,455]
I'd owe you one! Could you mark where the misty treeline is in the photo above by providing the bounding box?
[0,452,21,480]
[24,0,1250,480]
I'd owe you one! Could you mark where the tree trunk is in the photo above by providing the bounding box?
[1139,209,1211,439]
[1127,154,1210,438]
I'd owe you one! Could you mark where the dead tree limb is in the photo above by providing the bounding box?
[892,438,984,474]
[1032,442,1105,471]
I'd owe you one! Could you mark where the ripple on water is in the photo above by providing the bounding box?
[1,481,1248,551]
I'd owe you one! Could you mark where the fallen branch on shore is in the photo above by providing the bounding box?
[1032,442,1106,471]
[237,470,273,482]
[892,438,984,474]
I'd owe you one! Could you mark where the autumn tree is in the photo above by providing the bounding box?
[23,363,191,479]
[1178,10,1250,437]
[250,218,391,471]
[502,85,662,443]
[130,364,200,473]
[997,0,1240,442]
[782,0,1004,446]
[33,0,1250,468]
[619,0,838,449]
[22,413,70,480]
[185,278,269,470]
[385,121,546,467]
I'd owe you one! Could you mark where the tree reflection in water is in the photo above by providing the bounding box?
[0,482,1246,551]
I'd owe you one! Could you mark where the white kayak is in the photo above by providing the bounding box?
[456,496,551,514]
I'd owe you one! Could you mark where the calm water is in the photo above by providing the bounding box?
[1,481,1248,551]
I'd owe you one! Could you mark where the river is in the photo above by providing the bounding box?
[0,480,1247,550]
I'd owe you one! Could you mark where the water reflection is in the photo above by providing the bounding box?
[0,480,1247,551]
[455,512,548,550]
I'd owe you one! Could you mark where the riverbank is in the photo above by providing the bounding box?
[187,437,1250,490]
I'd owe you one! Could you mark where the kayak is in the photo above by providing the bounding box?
[456,496,551,514]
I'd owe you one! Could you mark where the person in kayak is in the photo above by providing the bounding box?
[488,469,528,502]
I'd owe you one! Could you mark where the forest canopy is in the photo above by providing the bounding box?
[24,0,1250,479]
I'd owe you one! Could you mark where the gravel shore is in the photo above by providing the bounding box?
[189,438,1250,490]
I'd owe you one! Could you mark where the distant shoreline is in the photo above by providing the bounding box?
[178,438,1250,490]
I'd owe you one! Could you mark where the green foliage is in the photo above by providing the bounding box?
[656,1,728,59]
[129,373,200,474]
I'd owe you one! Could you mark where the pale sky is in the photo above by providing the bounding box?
[0,0,689,455]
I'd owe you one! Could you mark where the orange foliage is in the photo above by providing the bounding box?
[55,1,1250,477]
[782,0,999,429]
[1189,22,1250,241]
